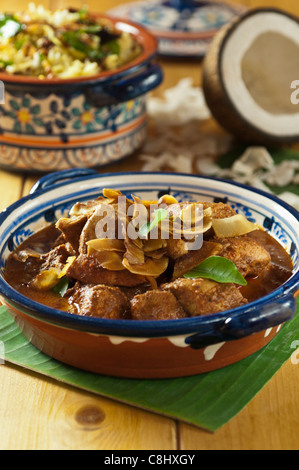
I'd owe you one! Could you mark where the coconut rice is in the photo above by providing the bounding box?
[0,3,142,79]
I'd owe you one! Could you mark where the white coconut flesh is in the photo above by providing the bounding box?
[220,11,299,138]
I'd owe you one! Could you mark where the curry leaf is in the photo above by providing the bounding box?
[183,256,247,286]
[80,25,102,34]
[139,208,168,238]
[104,40,120,55]
[52,276,69,297]
[62,31,89,53]
[62,31,104,61]
[14,36,26,50]
[0,59,13,67]
[78,6,88,19]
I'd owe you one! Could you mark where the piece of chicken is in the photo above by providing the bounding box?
[214,234,271,277]
[66,253,146,287]
[130,290,187,320]
[56,215,87,253]
[161,278,247,316]
[171,233,271,280]
[67,283,128,318]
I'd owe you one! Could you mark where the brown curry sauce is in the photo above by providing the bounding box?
[4,224,294,315]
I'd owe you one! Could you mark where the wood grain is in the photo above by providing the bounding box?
[0,0,298,450]
[0,170,23,210]
[179,358,299,450]
[0,364,177,450]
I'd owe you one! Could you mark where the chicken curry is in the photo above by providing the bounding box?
[4,189,294,320]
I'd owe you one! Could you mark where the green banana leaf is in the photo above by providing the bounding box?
[0,301,298,432]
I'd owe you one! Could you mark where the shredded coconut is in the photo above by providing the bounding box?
[231,146,274,176]
[195,147,299,207]
[142,78,233,173]
[147,77,211,124]
[200,147,299,209]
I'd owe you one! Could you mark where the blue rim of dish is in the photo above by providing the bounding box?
[0,171,298,337]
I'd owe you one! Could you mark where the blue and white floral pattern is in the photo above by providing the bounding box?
[0,92,145,139]
[109,1,244,57]
[111,1,238,33]
[0,90,147,172]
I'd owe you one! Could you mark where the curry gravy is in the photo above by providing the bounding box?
[4,225,294,314]
[242,230,293,302]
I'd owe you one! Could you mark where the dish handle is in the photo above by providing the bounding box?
[84,62,164,107]
[185,294,296,349]
[30,168,98,194]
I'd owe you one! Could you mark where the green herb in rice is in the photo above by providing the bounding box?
[0,3,141,79]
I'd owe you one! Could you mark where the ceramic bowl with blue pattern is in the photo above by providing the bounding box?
[0,169,298,378]
[0,17,163,173]
[109,0,245,59]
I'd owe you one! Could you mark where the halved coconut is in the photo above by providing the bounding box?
[202,8,299,144]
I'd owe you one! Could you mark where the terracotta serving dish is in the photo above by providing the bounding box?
[0,169,298,378]
[0,16,163,172]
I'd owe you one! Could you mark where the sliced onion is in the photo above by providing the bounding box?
[102,188,123,200]
[145,276,158,290]
[69,197,113,216]
[86,238,125,252]
[143,238,167,252]
[143,238,168,260]
[212,214,258,238]
[157,194,178,205]
[14,248,43,262]
[122,256,169,277]
[169,217,212,237]
[124,237,145,265]
[59,256,76,278]
[132,237,143,249]
[129,197,149,228]
[91,250,125,271]
[132,195,156,208]
[31,268,60,290]
[180,203,202,225]
[145,248,167,260]
[164,203,182,221]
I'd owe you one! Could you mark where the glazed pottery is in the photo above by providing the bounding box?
[0,169,298,378]
[109,0,245,58]
[0,17,163,172]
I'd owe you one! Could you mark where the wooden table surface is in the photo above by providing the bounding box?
[0,0,299,450]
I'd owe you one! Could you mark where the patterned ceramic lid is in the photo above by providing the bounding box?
[108,0,245,58]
